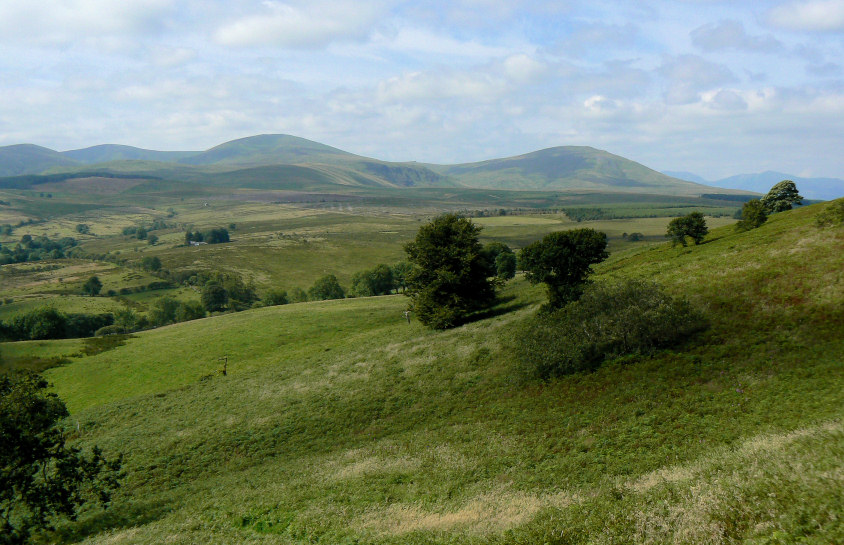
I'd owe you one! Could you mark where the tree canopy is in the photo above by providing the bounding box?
[736,199,768,231]
[404,213,495,329]
[308,274,346,301]
[666,212,708,246]
[519,228,608,309]
[761,180,803,213]
[1,372,123,544]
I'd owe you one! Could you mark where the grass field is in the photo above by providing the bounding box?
[2,199,835,544]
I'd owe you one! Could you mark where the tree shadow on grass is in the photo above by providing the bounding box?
[50,499,174,544]
[461,294,531,325]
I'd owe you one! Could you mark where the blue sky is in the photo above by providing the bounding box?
[0,0,842,179]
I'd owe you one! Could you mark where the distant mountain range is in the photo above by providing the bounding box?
[0,134,756,197]
[663,170,844,201]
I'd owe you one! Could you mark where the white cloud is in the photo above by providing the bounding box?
[704,89,749,110]
[691,20,782,52]
[766,0,844,32]
[658,55,737,104]
[0,0,175,45]
[215,1,382,48]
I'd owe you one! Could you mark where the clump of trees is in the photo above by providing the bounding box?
[404,214,496,329]
[0,308,114,341]
[185,228,230,245]
[514,280,708,379]
[0,371,123,544]
[481,242,517,282]
[761,180,803,213]
[349,265,394,297]
[519,228,608,309]
[666,211,708,246]
[0,235,77,264]
[150,297,205,326]
[308,274,346,301]
[198,272,257,312]
[735,199,768,231]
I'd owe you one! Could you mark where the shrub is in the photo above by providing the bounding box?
[514,280,708,379]
[735,199,768,231]
[263,289,289,306]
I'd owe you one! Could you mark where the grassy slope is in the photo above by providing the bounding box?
[25,201,844,544]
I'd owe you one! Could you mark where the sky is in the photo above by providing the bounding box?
[0,0,842,180]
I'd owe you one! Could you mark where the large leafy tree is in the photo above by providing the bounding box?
[308,274,346,301]
[666,212,708,246]
[1,372,123,545]
[761,180,803,213]
[404,214,495,329]
[736,199,768,231]
[519,228,608,309]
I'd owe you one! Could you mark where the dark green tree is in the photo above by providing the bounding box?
[82,276,102,296]
[262,289,289,306]
[519,228,608,309]
[761,180,803,213]
[495,250,517,280]
[201,283,228,312]
[404,214,495,329]
[390,261,414,293]
[666,212,708,246]
[75,224,90,235]
[349,264,394,297]
[1,372,123,545]
[735,199,768,231]
[288,287,308,303]
[141,256,162,272]
[308,274,346,301]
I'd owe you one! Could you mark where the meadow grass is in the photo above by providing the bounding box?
[19,201,840,544]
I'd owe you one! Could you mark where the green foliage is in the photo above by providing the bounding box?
[262,289,289,306]
[308,274,346,301]
[1,309,113,341]
[141,256,162,272]
[288,287,308,303]
[481,241,516,281]
[390,261,413,293]
[762,180,803,213]
[404,213,495,329]
[349,264,394,297]
[815,199,844,228]
[82,276,102,296]
[519,228,608,309]
[0,234,76,263]
[514,279,708,379]
[174,301,205,322]
[185,228,230,245]
[0,371,123,545]
[75,224,90,234]
[735,199,768,231]
[666,211,708,246]
[201,284,228,313]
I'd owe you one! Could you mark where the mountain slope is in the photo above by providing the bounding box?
[438,146,723,196]
[179,134,359,166]
[0,144,79,176]
[62,144,198,164]
[31,200,842,544]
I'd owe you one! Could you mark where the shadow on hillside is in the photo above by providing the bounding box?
[462,295,530,325]
[52,499,173,544]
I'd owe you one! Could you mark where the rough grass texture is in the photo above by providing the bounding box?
[6,200,843,544]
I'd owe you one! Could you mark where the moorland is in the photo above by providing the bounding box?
[0,134,841,544]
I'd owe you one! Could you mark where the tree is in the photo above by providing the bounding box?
[762,180,803,213]
[263,289,289,306]
[404,214,495,329]
[82,276,102,296]
[1,371,123,545]
[735,199,768,231]
[75,224,90,235]
[349,264,394,297]
[519,228,608,309]
[666,212,708,246]
[201,283,228,312]
[141,256,162,272]
[308,274,346,301]
[390,261,414,293]
[289,287,308,303]
[481,242,516,281]
[147,234,158,246]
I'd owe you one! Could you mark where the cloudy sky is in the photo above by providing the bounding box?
[1,0,842,179]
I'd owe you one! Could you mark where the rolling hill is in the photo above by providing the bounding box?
[1,135,750,196]
[18,199,842,544]
[437,146,723,195]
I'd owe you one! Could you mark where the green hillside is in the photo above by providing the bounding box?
[16,200,840,544]
[179,134,359,167]
[0,144,79,176]
[62,144,199,164]
[438,146,731,196]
